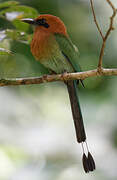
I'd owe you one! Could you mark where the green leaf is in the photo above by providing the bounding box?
[0,1,19,9]
[12,19,31,32]
[0,5,39,18]
[5,29,32,43]
[0,48,13,55]
[0,5,39,32]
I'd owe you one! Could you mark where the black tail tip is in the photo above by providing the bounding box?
[88,152,96,171]
[82,153,89,173]
[82,152,96,173]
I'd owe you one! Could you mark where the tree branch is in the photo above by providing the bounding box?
[0,68,117,87]
[90,0,117,71]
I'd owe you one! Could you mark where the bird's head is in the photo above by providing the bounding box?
[22,14,67,35]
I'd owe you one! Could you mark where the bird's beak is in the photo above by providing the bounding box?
[21,18,36,25]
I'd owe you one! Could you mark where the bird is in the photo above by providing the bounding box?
[22,14,95,173]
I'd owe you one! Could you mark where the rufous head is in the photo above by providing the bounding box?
[22,14,67,36]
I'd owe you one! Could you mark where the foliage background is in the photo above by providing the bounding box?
[0,0,117,179]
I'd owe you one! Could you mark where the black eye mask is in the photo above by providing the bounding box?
[36,18,50,28]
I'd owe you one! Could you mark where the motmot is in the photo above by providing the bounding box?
[22,14,95,173]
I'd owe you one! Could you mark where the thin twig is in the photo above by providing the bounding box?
[90,0,117,72]
[104,0,117,41]
[0,68,117,87]
[90,0,104,39]
[98,0,117,70]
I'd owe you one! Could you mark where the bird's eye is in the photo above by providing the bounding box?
[36,18,49,28]
[41,18,46,24]
[36,18,47,24]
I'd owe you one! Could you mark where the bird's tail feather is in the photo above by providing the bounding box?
[66,80,86,143]
[66,80,96,173]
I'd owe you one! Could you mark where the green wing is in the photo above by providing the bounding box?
[54,33,81,72]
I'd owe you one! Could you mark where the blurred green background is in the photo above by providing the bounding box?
[0,0,117,179]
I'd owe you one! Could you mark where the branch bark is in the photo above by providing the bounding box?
[0,68,117,87]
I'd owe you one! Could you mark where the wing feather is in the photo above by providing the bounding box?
[54,33,81,72]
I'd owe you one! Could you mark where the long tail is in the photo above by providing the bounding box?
[66,80,96,173]
[66,80,86,143]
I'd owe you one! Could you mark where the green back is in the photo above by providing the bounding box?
[54,33,81,72]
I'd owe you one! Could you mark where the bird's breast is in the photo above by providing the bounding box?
[31,30,74,73]
[31,31,57,62]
